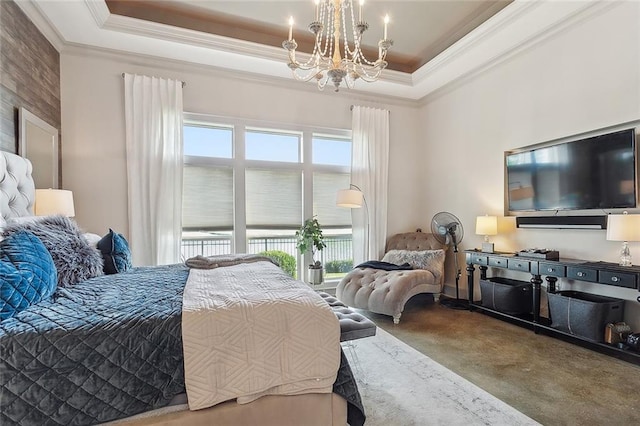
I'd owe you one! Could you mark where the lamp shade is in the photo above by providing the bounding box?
[475,215,498,236]
[336,189,363,208]
[606,213,640,242]
[35,189,75,217]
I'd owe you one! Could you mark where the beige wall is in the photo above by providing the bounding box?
[60,49,422,241]
[418,1,640,327]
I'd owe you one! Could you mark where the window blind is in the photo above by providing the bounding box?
[246,168,302,228]
[313,172,352,227]
[182,165,233,229]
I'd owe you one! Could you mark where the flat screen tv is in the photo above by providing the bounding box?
[505,128,638,213]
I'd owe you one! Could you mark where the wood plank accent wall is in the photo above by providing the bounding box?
[0,0,60,154]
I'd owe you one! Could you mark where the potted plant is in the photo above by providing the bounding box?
[295,216,327,285]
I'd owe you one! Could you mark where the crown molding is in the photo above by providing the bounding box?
[415,0,617,104]
[412,0,541,84]
[84,0,110,27]
[13,0,65,52]
[61,44,422,109]
[103,13,283,62]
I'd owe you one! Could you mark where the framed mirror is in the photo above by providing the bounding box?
[19,107,59,189]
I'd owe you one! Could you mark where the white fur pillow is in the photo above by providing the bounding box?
[83,232,102,247]
[382,249,445,282]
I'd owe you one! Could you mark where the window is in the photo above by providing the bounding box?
[313,136,351,166]
[182,122,234,258]
[246,130,300,163]
[184,125,232,158]
[182,113,352,282]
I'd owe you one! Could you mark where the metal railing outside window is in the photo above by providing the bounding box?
[180,233,353,275]
[180,234,232,260]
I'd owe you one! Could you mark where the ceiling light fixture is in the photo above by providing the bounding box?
[282,0,393,92]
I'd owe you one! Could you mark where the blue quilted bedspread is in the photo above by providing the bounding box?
[0,265,189,425]
[0,264,364,426]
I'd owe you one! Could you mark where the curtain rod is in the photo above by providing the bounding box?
[121,73,186,87]
[350,105,390,114]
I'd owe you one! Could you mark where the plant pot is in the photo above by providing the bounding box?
[308,267,324,285]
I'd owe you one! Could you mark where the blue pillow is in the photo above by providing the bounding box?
[0,230,57,321]
[97,229,133,274]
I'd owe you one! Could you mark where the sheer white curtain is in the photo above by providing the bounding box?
[351,106,389,264]
[123,73,184,266]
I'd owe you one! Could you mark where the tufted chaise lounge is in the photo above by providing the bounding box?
[336,232,447,324]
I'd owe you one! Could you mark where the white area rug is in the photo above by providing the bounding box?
[343,329,541,426]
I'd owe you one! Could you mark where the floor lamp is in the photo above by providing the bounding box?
[336,184,370,261]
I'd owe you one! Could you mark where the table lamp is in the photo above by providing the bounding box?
[35,189,75,217]
[476,215,498,253]
[606,212,640,266]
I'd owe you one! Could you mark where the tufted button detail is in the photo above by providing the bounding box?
[384,232,445,252]
[317,291,376,341]
[1,153,35,220]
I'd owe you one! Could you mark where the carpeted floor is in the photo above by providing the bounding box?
[354,294,640,426]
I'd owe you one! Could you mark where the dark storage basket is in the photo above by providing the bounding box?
[480,277,533,315]
[547,291,625,343]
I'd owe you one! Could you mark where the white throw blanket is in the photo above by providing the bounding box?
[182,260,341,410]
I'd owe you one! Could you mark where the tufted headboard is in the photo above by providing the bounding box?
[0,151,36,221]
[385,231,447,253]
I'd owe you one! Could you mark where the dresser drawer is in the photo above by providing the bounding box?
[488,257,508,268]
[599,271,637,289]
[470,253,488,266]
[538,262,566,278]
[567,267,597,283]
[508,258,531,272]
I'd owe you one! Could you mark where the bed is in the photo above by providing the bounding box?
[0,151,364,426]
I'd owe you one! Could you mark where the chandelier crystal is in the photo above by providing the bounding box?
[282,0,393,92]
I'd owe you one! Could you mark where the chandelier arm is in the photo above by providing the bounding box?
[356,45,390,67]
[291,67,324,82]
[354,72,383,83]
[351,65,385,82]
[290,52,325,70]
[317,71,330,91]
[355,56,381,67]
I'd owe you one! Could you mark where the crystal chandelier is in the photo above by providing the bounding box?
[282,0,393,92]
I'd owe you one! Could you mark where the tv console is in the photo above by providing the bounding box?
[464,250,640,365]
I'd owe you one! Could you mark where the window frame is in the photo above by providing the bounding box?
[183,112,352,279]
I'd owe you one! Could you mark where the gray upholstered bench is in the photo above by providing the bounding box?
[318,292,377,341]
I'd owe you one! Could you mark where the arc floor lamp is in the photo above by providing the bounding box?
[336,184,369,260]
